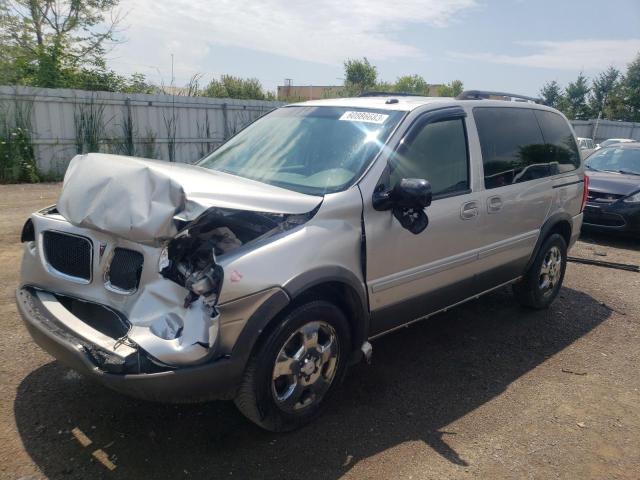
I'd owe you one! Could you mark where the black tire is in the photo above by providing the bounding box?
[513,233,567,309]
[234,300,351,432]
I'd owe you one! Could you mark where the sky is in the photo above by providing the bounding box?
[107,0,640,97]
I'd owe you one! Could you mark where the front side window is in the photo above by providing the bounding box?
[390,118,469,197]
[198,106,405,195]
[474,107,548,189]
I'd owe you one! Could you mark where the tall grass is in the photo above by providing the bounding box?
[140,128,158,159]
[74,96,108,154]
[197,111,215,158]
[109,101,136,156]
[163,107,177,162]
[119,101,136,156]
[0,95,39,183]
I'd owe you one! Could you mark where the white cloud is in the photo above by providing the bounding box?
[449,39,640,70]
[110,0,477,81]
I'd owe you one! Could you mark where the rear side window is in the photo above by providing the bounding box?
[390,118,469,197]
[474,107,579,189]
[533,110,581,173]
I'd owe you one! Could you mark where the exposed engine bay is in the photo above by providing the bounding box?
[160,207,316,310]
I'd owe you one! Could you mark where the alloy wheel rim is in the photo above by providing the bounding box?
[271,321,339,413]
[539,246,562,296]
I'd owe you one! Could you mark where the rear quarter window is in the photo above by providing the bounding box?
[533,110,581,173]
[474,107,580,190]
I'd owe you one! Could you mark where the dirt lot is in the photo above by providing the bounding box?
[1,183,639,480]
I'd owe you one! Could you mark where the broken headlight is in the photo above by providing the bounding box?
[158,246,170,272]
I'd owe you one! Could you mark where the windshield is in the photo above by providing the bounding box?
[586,147,640,175]
[198,106,405,195]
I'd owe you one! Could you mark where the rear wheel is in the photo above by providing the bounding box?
[513,233,567,309]
[234,300,350,432]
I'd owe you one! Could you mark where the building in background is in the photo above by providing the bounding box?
[277,79,344,101]
[277,79,444,101]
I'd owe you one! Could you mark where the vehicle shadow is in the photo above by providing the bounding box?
[580,228,640,251]
[14,287,610,479]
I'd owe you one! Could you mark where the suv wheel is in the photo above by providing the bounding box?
[513,233,567,309]
[234,300,351,431]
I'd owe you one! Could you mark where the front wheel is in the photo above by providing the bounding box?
[234,300,351,432]
[513,233,567,309]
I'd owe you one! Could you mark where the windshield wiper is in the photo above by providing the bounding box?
[585,164,600,171]
[618,169,640,176]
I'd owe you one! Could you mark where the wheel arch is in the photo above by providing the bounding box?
[284,267,370,357]
[231,267,370,366]
[525,212,572,272]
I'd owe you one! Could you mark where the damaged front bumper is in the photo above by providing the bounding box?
[16,287,246,402]
[17,154,322,401]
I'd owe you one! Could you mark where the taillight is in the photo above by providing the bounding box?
[581,174,589,213]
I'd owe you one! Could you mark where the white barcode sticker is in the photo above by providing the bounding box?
[339,111,389,124]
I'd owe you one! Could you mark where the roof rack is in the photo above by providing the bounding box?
[456,90,544,104]
[358,91,426,97]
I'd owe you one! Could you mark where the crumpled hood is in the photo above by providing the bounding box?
[586,170,640,197]
[57,154,322,244]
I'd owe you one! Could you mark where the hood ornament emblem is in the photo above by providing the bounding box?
[99,242,107,261]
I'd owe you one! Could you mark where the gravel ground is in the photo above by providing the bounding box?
[0,183,639,480]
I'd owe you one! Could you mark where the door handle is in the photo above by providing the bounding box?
[487,196,503,214]
[460,201,479,220]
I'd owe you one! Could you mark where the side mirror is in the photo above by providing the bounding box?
[373,178,432,234]
[373,178,432,211]
[391,178,432,209]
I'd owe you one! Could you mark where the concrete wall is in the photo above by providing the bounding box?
[0,86,284,175]
[571,119,640,144]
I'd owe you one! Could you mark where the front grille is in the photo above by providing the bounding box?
[42,231,92,281]
[107,248,144,292]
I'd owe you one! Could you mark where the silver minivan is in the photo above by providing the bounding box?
[17,91,586,431]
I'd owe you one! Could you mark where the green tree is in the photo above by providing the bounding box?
[540,80,563,109]
[617,53,640,121]
[203,75,272,100]
[588,67,620,119]
[394,74,429,94]
[1,0,122,88]
[344,57,377,95]
[122,73,158,95]
[437,80,464,97]
[562,73,590,120]
[373,81,394,92]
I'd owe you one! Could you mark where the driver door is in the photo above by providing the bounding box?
[361,107,486,336]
